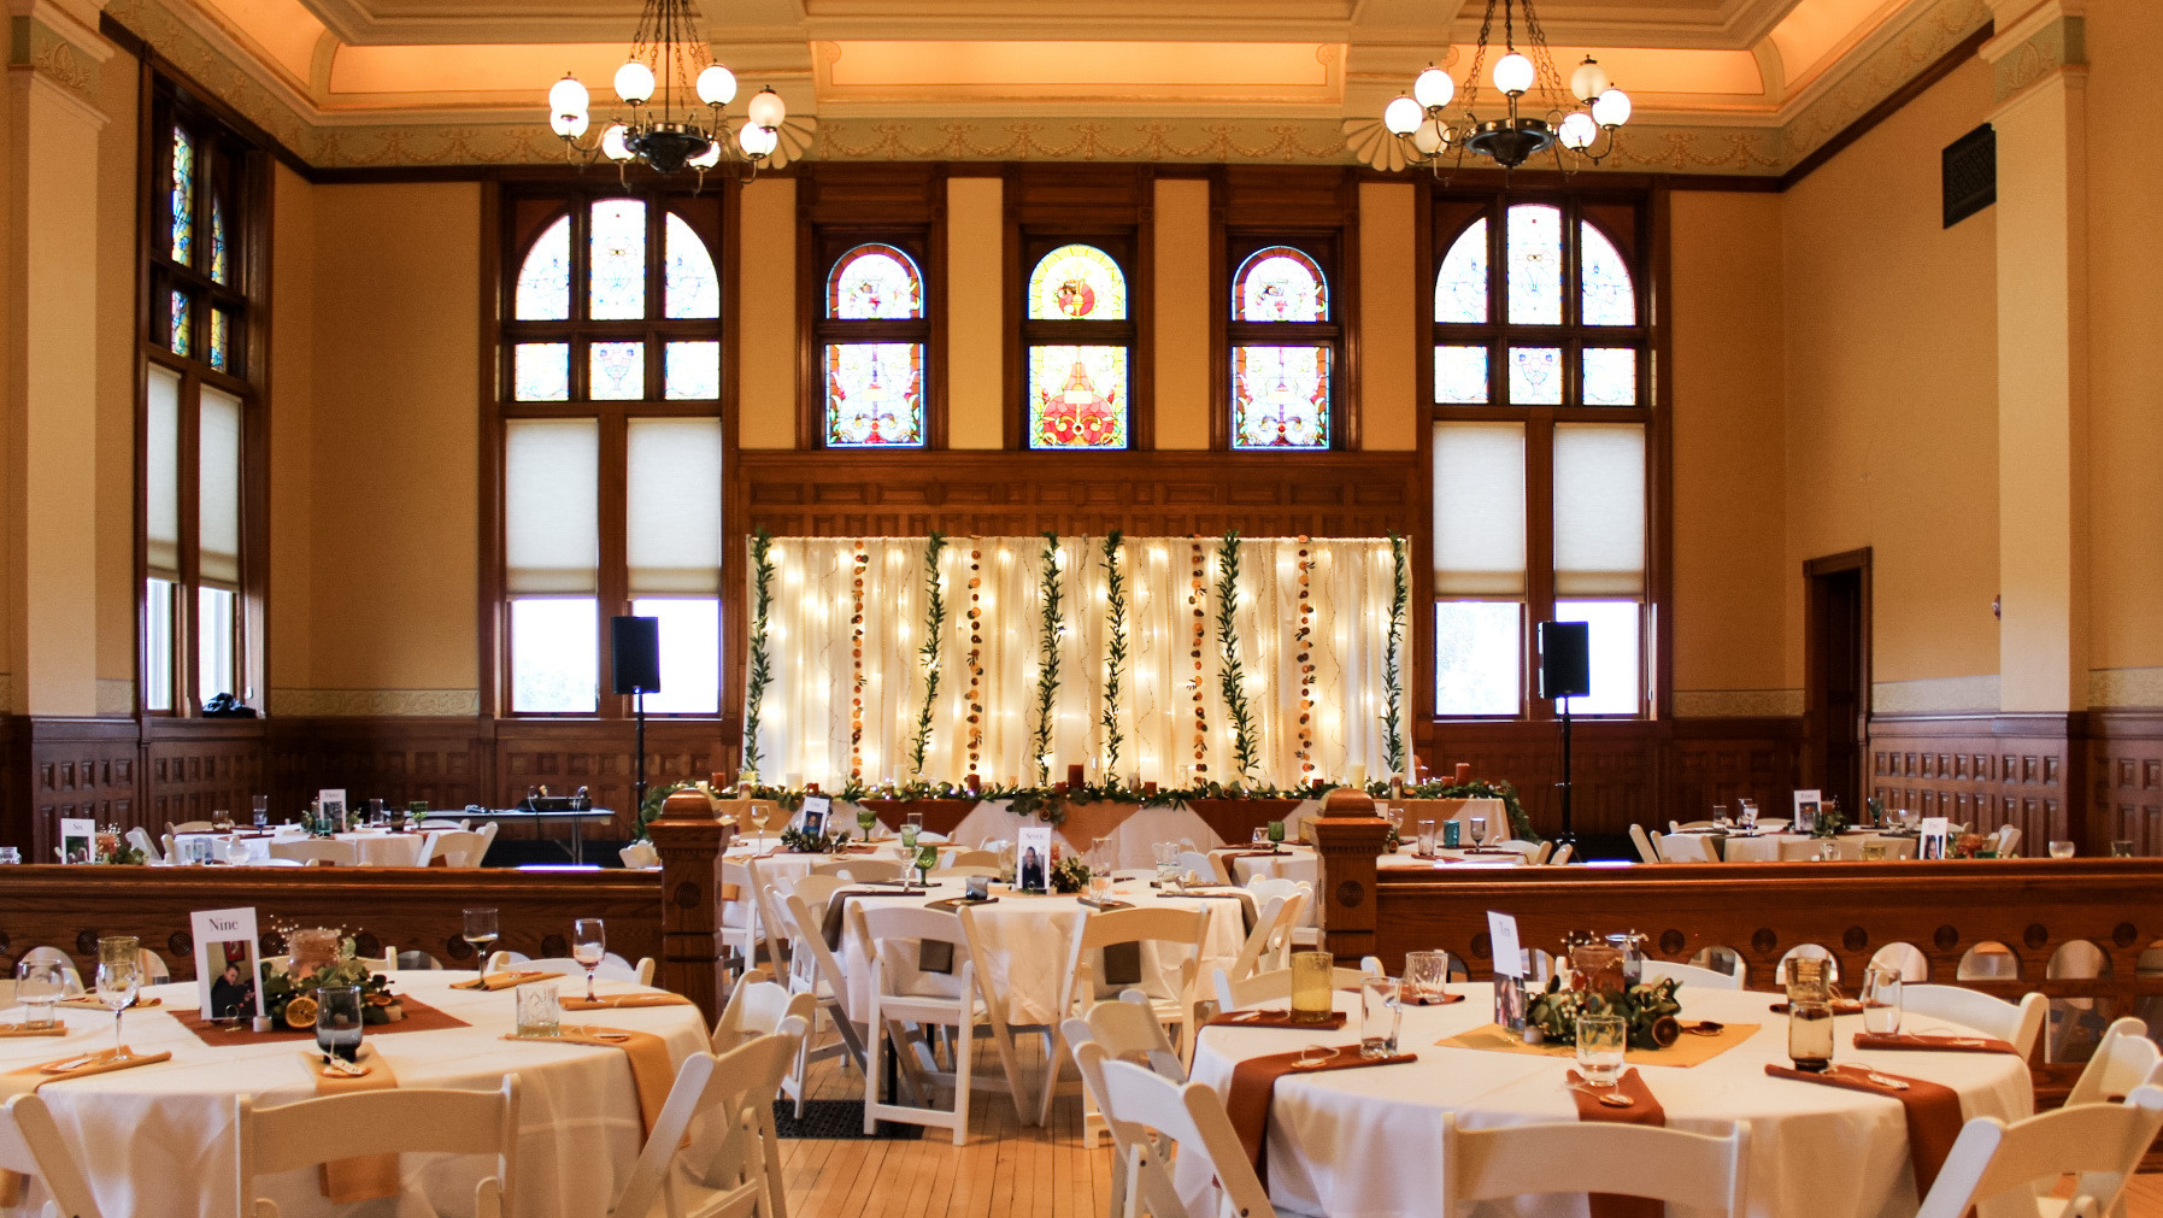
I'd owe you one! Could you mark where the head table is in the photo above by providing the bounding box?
[1186,983,2034,1218]
[0,969,708,1218]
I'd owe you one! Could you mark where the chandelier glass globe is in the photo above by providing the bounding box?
[1558,111,1598,150]
[549,74,590,120]
[551,109,589,138]
[688,141,724,169]
[613,60,655,105]
[1570,56,1610,103]
[697,64,737,107]
[601,123,633,161]
[1492,52,1535,96]
[1413,123,1447,154]
[746,87,787,129]
[1413,65,1455,111]
[738,119,779,157]
[1591,87,1632,127]
[1383,95,1424,136]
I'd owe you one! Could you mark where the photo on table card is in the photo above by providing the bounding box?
[318,787,346,827]
[192,907,264,1020]
[59,818,95,864]
[1793,788,1823,836]
[1017,826,1053,894]
[796,794,831,837]
[1919,816,1950,860]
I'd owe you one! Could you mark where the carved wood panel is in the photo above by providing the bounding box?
[25,719,141,860]
[495,720,719,838]
[143,720,265,828]
[1869,714,2077,851]
[2088,712,2163,856]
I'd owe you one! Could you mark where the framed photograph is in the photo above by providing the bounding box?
[1017,826,1053,894]
[1792,789,1823,836]
[192,907,264,1020]
[1920,817,1950,861]
[796,794,832,837]
[59,818,96,864]
[318,788,346,827]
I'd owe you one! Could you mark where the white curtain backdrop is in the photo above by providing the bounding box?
[751,536,1409,789]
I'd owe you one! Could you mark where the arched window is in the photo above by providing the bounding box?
[1429,199,1649,720]
[496,191,725,718]
[819,243,927,448]
[1229,242,1338,450]
[1022,242,1132,449]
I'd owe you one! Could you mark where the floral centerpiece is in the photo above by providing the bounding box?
[779,824,847,855]
[94,826,146,866]
[259,930,402,1029]
[1524,974,1684,1049]
[1051,855,1091,895]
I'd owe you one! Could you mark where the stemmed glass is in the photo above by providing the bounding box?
[463,908,500,969]
[252,795,269,830]
[857,806,877,843]
[95,937,142,1058]
[571,919,607,1002]
[750,804,772,849]
[1469,816,1488,847]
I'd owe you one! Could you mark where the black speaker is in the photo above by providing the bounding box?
[1537,621,1592,699]
[611,616,661,695]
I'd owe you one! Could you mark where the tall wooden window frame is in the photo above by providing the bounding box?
[811,229,935,450]
[1225,230,1345,451]
[487,184,730,721]
[138,73,268,717]
[1015,230,1140,451]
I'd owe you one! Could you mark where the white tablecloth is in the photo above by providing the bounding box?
[1687,831,1918,863]
[830,876,1246,1027]
[1186,984,2034,1218]
[173,829,442,868]
[946,799,1328,870]
[0,971,708,1218]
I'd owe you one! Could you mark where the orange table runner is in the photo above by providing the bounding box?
[1568,1068,1665,1218]
[562,994,693,1011]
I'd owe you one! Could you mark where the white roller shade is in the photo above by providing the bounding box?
[198,386,242,587]
[146,364,181,580]
[1432,422,1527,595]
[627,418,722,594]
[1553,423,1645,595]
[506,418,599,594]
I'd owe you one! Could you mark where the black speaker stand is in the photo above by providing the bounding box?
[633,688,648,824]
[1554,699,1576,849]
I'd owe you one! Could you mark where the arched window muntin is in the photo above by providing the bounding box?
[1020,235,1136,450]
[500,194,724,406]
[1227,234,1342,451]
[816,234,932,449]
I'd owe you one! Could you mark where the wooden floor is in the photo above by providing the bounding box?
[775,1040,2163,1218]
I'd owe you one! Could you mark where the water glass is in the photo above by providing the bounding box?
[1360,977,1402,1058]
[515,983,562,1037]
[1404,950,1450,1005]
[252,795,270,829]
[2049,840,2077,859]
[2112,840,2137,858]
[1468,816,1487,846]
[1416,819,1437,857]
[1088,873,1115,904]
[1266,820,1286,847]
[1740,801,1760,831]
[1860,843,1887,861]
[16,961,64,1028]
[1251,826,1268,847]
[1289,950,1334,1025]
[1575,1012,1626,1087]
[315,985,365,1062]
[1861,965,1903,1035]
[571,918,607,1002]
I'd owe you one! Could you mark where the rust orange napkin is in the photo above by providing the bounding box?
[1225,1045,1415,1185]
[57,995,161,1010]
[1853,1031,2019,1056]
[1765,1063,1965,1194]
[561,994,693,1011]
[450,970,564,991]
[1207,1009,1348,1030]
[1567,1068,1666,1218]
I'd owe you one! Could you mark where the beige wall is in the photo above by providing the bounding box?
[735,177,796,450]
[94,52,139,714]
[268,164,314,700]
[946,176,1004,449]
[1153,177,1211,449]
[1358,182,1417,451]
[1780,58,2000,711]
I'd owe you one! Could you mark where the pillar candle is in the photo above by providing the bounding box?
[1068,763,1086,789]
[1349,762,1368,787]
[1454,762,1472,784]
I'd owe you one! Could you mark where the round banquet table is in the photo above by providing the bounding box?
[0,970,708,1218]
[171,827,443,868]
[1186,984,2034,1218]
[1681,830,1918,863]
[829,875,1247,1027]
[721,839,961,930]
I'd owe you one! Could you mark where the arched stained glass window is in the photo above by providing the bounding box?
[1506,204,1562,325]
[820,242,927,447]
[1435,218,1488,324]
[515,215,572,322]
[588,199,647,321]
[1228,239,1337,450]
[1028,243,1127,321]
[1580,221,1635,326]
[829,244,924,320]
[664,213,719,319]
[1233,247,1327,323]
[1023,241,1132,449]
[170,126,195,264]
[210,197,229,285]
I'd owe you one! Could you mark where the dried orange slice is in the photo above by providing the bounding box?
[283,995,319,1029]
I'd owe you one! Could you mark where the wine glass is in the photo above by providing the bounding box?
[751,804,772,849]
[462,908,500,969]
[95,950,141,1058]
[1469,816,1488,847]
[1267,820,1286,849]
[16,960,64,1029]
[571,919,607,1002]
[857,806,877,843]
[252,795,269,829]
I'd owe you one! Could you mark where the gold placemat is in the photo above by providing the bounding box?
[1435,1022,1761,1068]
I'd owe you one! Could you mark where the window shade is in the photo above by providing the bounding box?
[627,418,722,594]
[1553,423,1645,595]
[1432,422,1527,595]
[146,364,182,580]
[506,418,599,594]
[198,386,242,587]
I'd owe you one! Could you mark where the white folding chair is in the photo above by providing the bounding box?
[1914,1087,2163,1218]
[1219,893,1293,987]
[1065,993,1186,1152]
[1094,1057,1277,1218]
[1903,984,2049,1059]
[236,1076,519,1218]
[607,1021,804,1218]
[1039,906,1209,1125]
[711,978,818,1117]
[940,865,1003,878]
[1244,876,1313,948]
[268,839,359,867]
[1660,833,1720,863]
[431,830,491,868]
[1174,850,1218,885]
[720,859,763,978]
[1996,824,2024,857]
[1629,824,1663,864]
[484,951,656,986]
[940,850,1001,871]
[1671,820,1717,833]
[1442,1113,1751,1217]
[618,842,660,869]
[776,886,869,1080]
[125,826,163,864]
[1211,961,1376,1012]
[137,948,172,985]
[1643,958,1744,990]
[2068,1018,2163,1109]
[1547,843,1575,865]
[811,858,904,883]
[168,820,213,835]
[853,904,1028,1143]
[0,1094,105,1218]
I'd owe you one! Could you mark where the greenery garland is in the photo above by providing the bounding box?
[1381,532,1410,777]
[1100,531,1128,779]
[1030,532,1064,785]
[908,532,948,777]
[1214,529,1260,785]
[1397,778,1540,843]
[742,529,776,779]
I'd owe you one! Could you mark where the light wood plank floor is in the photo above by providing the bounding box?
[777,1040,2163,1218]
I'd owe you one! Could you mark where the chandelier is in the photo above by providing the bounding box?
[1377,0,1631,175]
[545,0,786,179]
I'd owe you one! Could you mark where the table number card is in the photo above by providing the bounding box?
[1488,911,1528,1033]
[1017,826,1053,893]
[192,907,264,1020]
[1792,789,1823,835]
[58,819,96,864]
[796,794,831,836]
[318,788,347,829]
[1919,816,1951,860]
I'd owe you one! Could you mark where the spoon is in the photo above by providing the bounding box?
[1569,1084,1635,1108]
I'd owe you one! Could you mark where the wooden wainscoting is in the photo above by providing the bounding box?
[2088,711,2163,855]
[1868,713,2084,850]
[269,717,489,814]
[143,717,267,829]
[20,718,141,862]
[493,718,719,838]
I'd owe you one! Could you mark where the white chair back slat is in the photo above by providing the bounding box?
[1642,959,1745,990]
[1915,1087,2163,1218]
[236,1077,520,1218]
[1629,824,1663,864]
[1902,985,2049,1059]
[1096,1058,1275,1218]
[2067,1017,2163,1108]
[607,1023,804,1218]
[1442,1113,1750,1216]
[0,1094,106,1218]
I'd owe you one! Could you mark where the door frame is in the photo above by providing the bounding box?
[1803,547,1873,807]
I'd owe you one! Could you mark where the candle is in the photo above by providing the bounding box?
[965,772,980,793]
[1067,763,1086,789]
[1350,762,1368,787]
[784,772,804,790]
[1454,762,1472,784]
[1143,780,1158,795]
[805,782,821,795]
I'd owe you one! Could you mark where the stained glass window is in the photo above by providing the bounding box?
[210,197,229,285]
[825,343,924,447]
[1234,247,1328,322]
[589,199,647,321]
[828,245,923,319]
[517,215,572,321]
[514,343,569,401]
[1508,346,1562,404]
[1583,349,1636,405]
[665,341,721,400]
[1506,205,1562,325]
[1436,218,1488,323]
[1232,346,1331,449]
[1435,346,1488,404]
[209,308,230,372]
[1581,221,1635,326]
[169,291,192,357]
[1029,244,1126,320]
[170,126,195,265]
[590,341,645,400]
[1028,346,1128,448]
[664,213,719,319]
